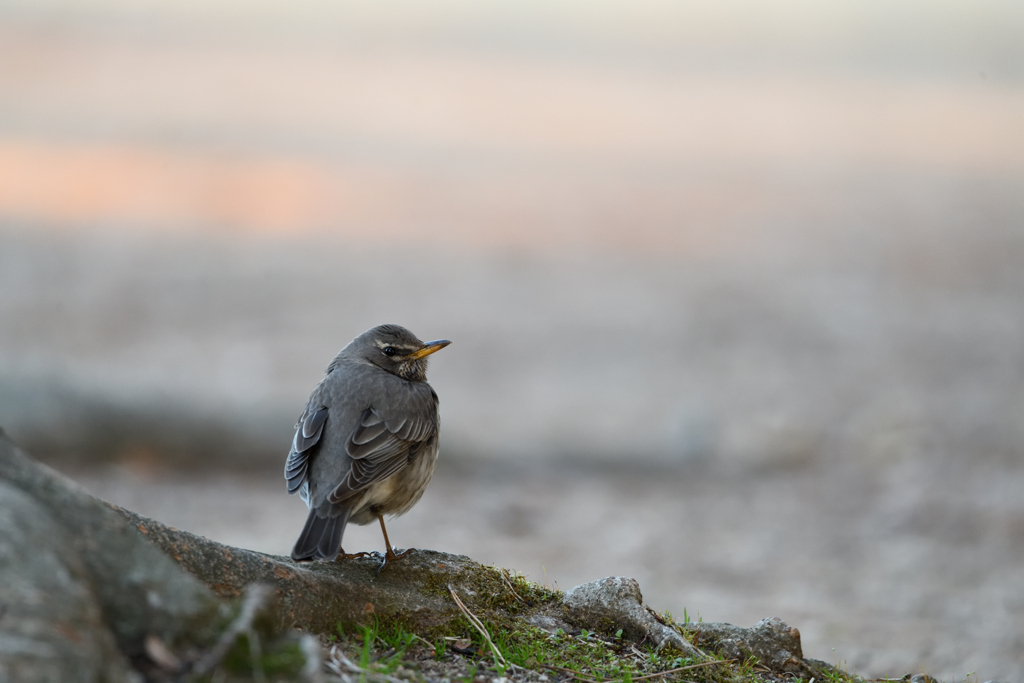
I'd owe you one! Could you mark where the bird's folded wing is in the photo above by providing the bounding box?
[284,405,329,493]
[327,405,436,504]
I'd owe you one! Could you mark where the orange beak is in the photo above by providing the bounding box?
[408,339,451,360]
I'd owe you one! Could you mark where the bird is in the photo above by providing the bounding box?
[284,324,450,564]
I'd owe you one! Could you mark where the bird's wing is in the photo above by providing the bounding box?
[284,404,329,493]
[327,398,437,505]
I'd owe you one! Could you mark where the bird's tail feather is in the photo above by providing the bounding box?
[291,508,349,561]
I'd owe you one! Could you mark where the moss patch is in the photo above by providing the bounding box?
[324,575,864,683]
[421,564,563,614]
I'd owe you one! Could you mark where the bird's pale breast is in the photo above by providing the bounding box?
[347,439,439,525]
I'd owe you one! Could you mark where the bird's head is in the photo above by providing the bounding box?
[346,324,451,381]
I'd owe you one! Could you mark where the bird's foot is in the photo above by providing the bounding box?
[386,547,414,561]
[376,547,414,573]
[336,551,372,561]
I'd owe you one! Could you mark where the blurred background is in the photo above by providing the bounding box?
[1,0,1023,679]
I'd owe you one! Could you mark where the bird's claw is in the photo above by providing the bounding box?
[386,547,414,561]
[337,551,372,561]
[376,547,414,574]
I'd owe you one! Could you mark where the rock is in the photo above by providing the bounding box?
[0,481,133,682]
[910,676,939,683]
[0,428,229,682]
[682,617,805,672]
[527,614,573,634]
[115,503,556,638]
[562,577,697,654]
[0,428,314,682]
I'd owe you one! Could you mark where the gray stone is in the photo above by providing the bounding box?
[563,577,697,654]
[526,614,572,634]
[0,482,132,682]
[681,617,805,672]
[0,429,224,681]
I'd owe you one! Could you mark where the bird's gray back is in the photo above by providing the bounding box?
[305,357,439,511]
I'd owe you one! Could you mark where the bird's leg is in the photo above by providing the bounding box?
[377,514,413,564]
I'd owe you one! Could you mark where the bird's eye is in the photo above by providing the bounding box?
[383,346,397,356]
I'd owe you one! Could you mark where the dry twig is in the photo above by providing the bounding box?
[447,584,508,669]
[190,583,272,678]
[628,659,734,681]
[500,568,526,605]
[543,658,732,683]
[325,646,407,683]
[541,664,602,683]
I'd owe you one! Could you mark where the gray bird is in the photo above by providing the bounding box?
[284,324,450,563]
